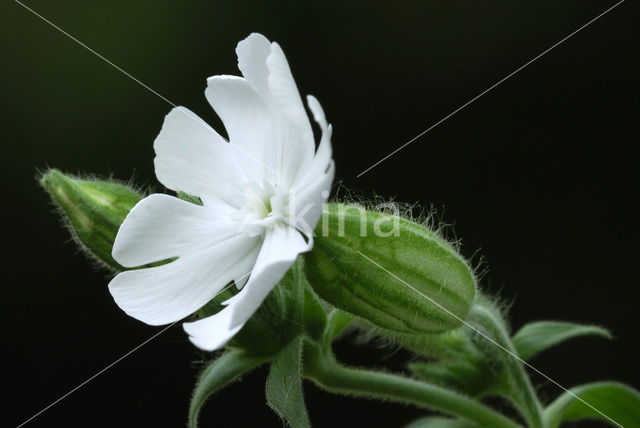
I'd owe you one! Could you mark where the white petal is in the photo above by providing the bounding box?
[236,34,310,132]
[112,194,238,268]
[264,42,315,181]
[306,94,327,130]
[226,227,309,326]
[292,160,335,238]
[294,95,333,190]
[183,227,308,350]
[235,33,314,184]
[182,301,244,351]
[235,33,273,107]
[109,235,260,326]
[204,75,273,183]
[266,43,313,135]
[287,95,334,236]
[153,107,247,207]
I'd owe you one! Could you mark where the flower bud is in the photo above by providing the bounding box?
[40,169,142,271]
[304,203,476,336]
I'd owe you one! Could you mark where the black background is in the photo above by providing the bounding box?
[2,1,638,427]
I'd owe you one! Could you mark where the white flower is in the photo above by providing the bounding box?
[108,33,334,351]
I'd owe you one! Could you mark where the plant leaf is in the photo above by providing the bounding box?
[544,381,640,428]
[266,335,310,428]
[189,349,267,428]
[512,321,611,360]
[405,416,481,428]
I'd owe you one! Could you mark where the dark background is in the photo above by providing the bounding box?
[2,1,638,427]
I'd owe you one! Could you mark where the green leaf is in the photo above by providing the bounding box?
[512,321,611,360]
[266,335,310,428]
[544,381,640,428]
[189,349,267,428]
[405,416,481,428]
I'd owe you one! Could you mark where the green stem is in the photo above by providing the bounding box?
[303,341,522,428]
[470,303,544,428]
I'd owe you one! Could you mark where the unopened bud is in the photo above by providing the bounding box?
[40,169,142,271]
[305,203,476,336]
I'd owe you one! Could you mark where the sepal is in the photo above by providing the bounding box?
[40,169,142,271]
[305,203,476,337]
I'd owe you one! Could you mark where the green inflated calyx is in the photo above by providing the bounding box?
[305,203,476,336]
[40,169,142,271]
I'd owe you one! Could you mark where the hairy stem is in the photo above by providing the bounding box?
[303,341,522,428]
[470,303,544,428]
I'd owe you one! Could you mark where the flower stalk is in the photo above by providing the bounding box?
[469,301,544,428]
[302,340,522,428]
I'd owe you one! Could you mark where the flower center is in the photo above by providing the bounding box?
[238,181,290,236]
